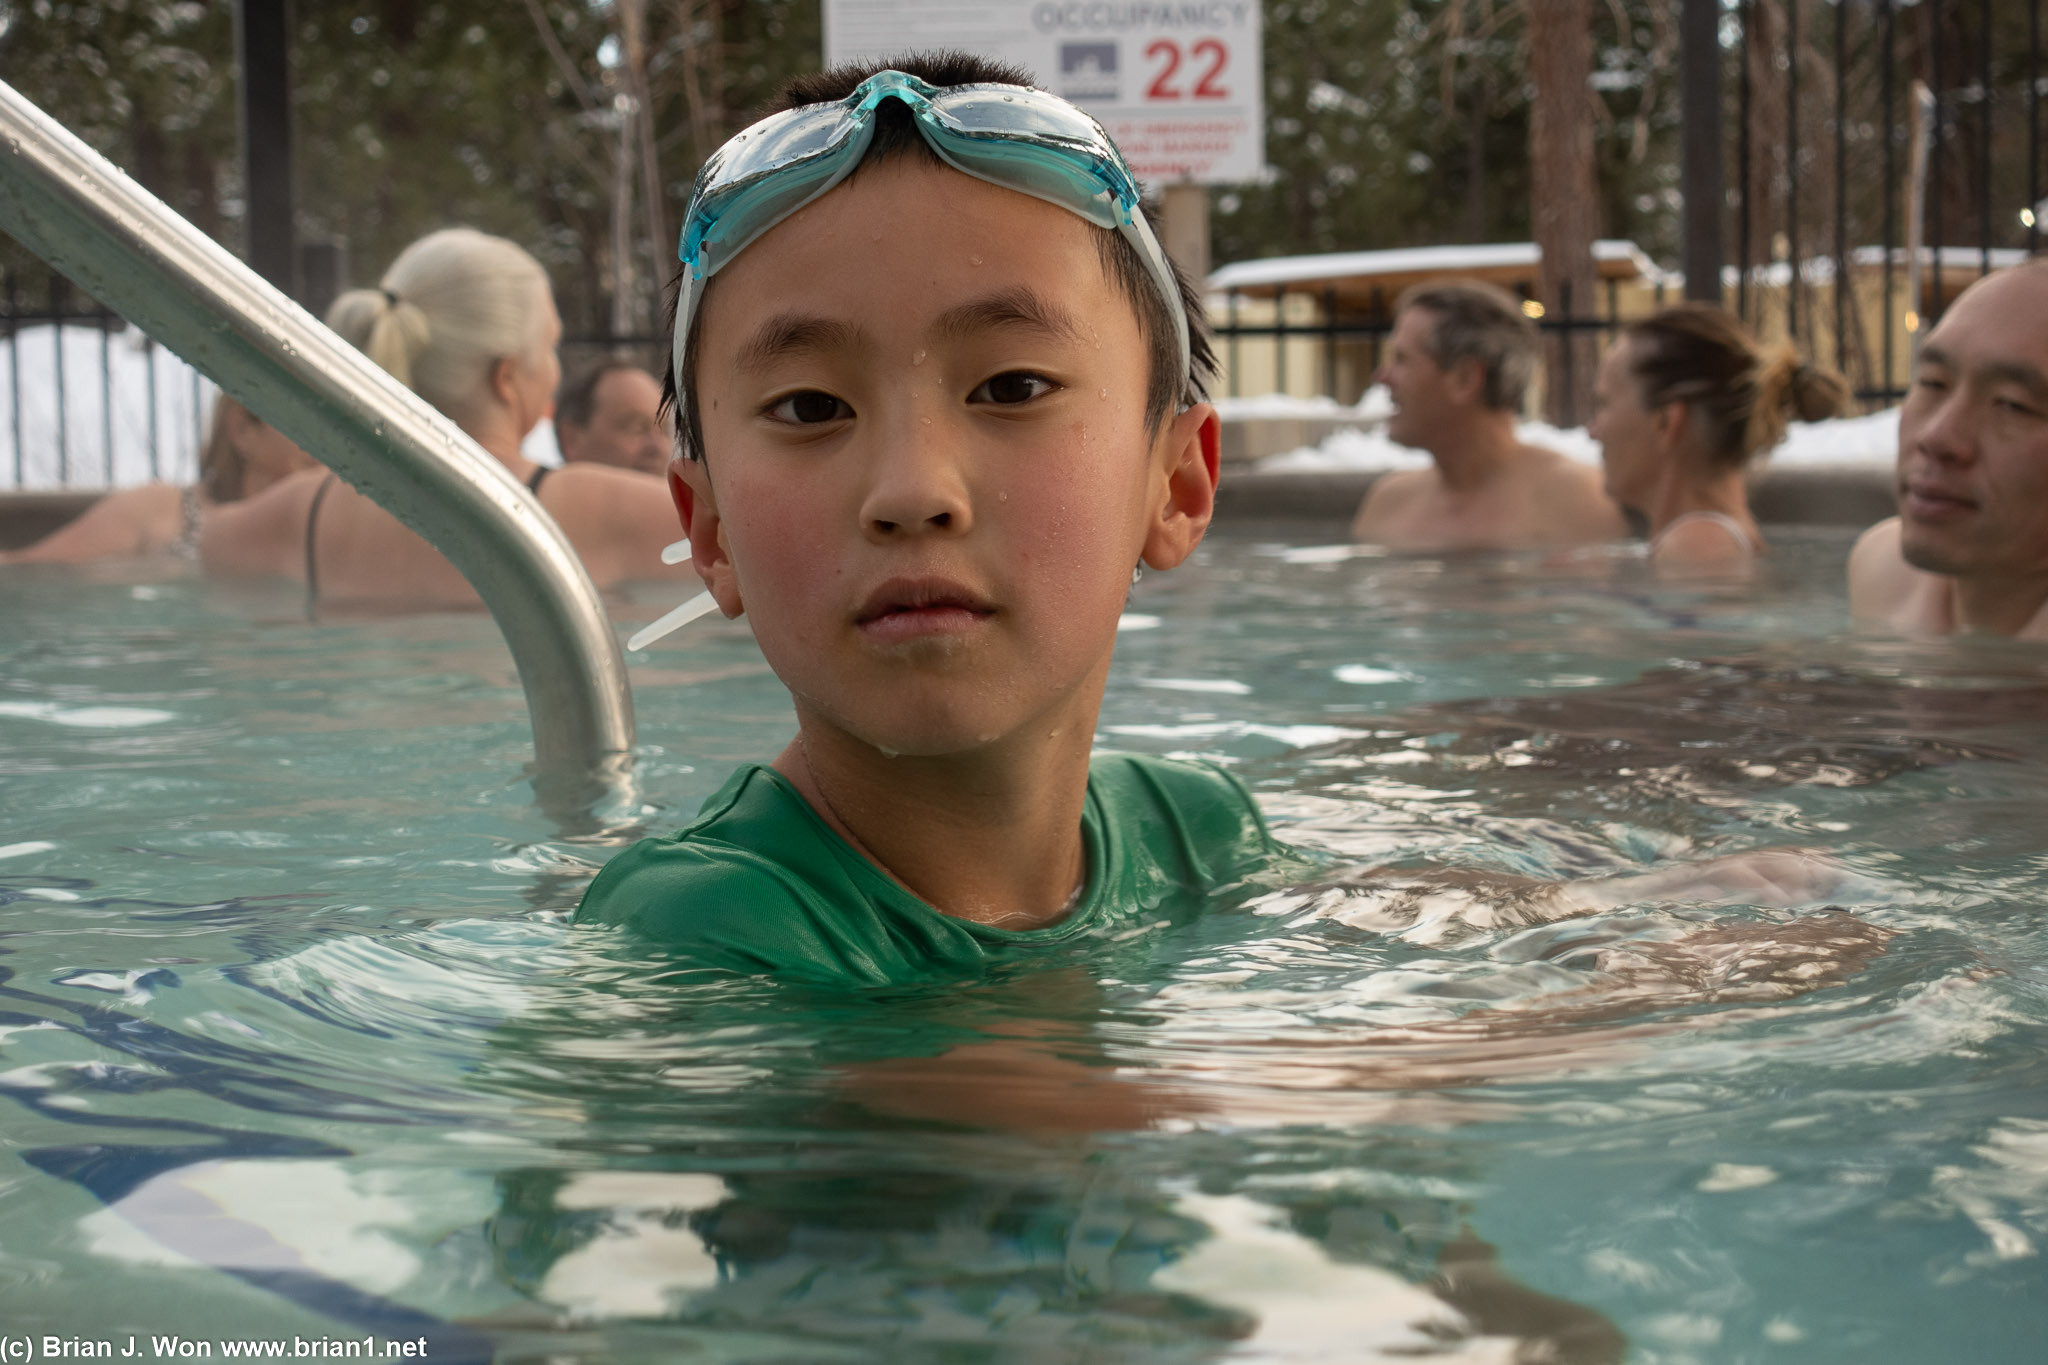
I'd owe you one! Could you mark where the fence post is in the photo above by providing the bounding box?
[1834,0,1849,373]
[6,268,19,487]
[99,315,113,485]
[1738,0,1752,320]
[1274,285,1288,395]
[1322,286,1337,400]
[1930,12,1944,324]
[146,337,159,481]
[2032,0,2042,256]
[1787,0,1800,342]
[1558,278,1576,428]
[1882,0,1897,400]
[50,273,67,484]
[1979,0,1993,279]
[1227,289,1240,398]
[1680,0,1725,303]
[237,0,297,296]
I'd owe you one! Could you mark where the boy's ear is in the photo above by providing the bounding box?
[1140,402,1220,572]
[668,457,745,618]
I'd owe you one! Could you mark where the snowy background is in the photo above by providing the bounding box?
[0,324,1894,492]
[0,323,560,491]
[1216,388,1900,475]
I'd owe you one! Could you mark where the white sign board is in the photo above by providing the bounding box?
[824,1,1264,186]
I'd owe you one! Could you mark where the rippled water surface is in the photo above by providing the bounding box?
[3,531,2046,1362]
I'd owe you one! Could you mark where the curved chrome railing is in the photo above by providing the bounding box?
[0,79,635,771]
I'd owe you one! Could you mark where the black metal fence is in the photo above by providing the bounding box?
[1,269,216,491]
[1728,0,2037,399]
[10,0,2043,485]
[0,269,670,492]
[1211,275,1663,426]
[1211,0,2044,420]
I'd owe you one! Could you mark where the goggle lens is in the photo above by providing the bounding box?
[672,70,1188,409]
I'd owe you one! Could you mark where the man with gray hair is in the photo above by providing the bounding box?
[1351,280,1626,550]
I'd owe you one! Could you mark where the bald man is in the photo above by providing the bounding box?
[1849,262,2048,639]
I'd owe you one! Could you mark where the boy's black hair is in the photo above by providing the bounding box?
[662,50,1217,463]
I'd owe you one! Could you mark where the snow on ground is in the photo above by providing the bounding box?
[1214,387,1396,425]
[0,323,560,491]
[1249,394,1900,474]
[0,324,216,489]
[0,321,1896,492]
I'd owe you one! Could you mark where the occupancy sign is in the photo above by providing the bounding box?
[824,0,1265,185]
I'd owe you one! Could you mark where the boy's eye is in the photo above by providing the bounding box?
[766,390,852,425]
[970,372,1058,406]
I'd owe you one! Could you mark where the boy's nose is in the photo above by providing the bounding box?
[860,414,974,540]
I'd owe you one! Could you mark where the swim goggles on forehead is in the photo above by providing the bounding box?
[668,69,1191,412]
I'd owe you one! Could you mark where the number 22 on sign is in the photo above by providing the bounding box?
[1145,39,1229,100]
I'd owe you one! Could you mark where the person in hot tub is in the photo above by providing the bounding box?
[1850,260,2048,639]
[1349,281,1628,552]
[574,53,1302,981]
[1,395,318,564]
[577,53,1884,993]
[1590,303,1846,573]
[202,228,688,604]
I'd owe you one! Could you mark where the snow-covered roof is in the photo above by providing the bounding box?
[1208,240,1669,294]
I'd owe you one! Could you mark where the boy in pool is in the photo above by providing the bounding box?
[575,54,1290,983]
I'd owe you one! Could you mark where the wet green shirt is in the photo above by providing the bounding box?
[575,753,1287,986]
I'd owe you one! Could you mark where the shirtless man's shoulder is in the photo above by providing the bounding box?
[1348,467,1440,542]
[1848,517,1953,632]
[538,462,686,587]
[1512,443,1629,544]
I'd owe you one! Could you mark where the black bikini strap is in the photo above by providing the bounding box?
[304,473,338,613]
[525,465,551,495]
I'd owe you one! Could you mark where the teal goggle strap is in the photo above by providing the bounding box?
[668,70,1190,422]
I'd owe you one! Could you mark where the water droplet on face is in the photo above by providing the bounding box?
[969,255,984,267]
[998,490,1009,503]
[1099,387,1109,399]
[912,350,927,366]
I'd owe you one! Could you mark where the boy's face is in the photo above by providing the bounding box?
[677,157,1217,759]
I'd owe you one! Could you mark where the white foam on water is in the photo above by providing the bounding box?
[0,700,176,728]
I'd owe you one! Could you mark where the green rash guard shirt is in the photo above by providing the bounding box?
[574,753,1289,987]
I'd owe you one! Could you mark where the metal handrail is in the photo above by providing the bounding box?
[0,79,635,771]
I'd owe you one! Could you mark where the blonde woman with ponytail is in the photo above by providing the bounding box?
[1589,304,1848,572]
[204,227,683,603]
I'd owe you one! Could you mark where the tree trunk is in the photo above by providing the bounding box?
[617,0,669,329]
[1527,0,1600,427]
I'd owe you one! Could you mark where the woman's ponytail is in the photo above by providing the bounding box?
[326,287,433,391]
[1624,306,1847,469]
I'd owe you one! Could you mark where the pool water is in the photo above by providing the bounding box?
[2,530,2046,1362]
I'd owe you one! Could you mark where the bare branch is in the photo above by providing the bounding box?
[521,0,600,116]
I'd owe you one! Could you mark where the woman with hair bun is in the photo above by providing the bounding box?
[204,227,683,604]
[1590,303,1848,571]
